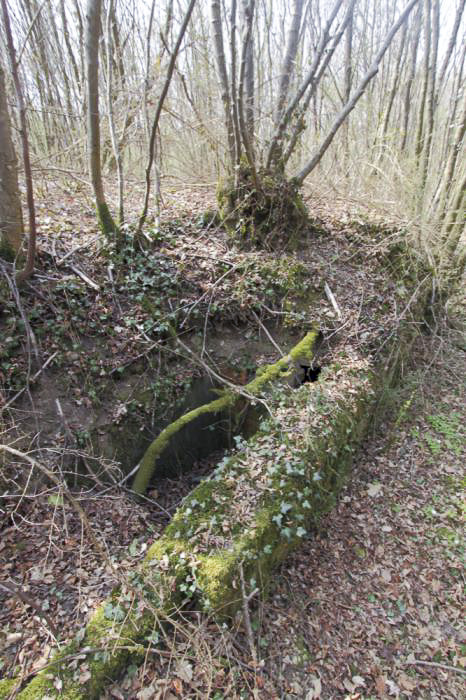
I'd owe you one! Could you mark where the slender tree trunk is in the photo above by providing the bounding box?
[283,7,353,167]
[105,0,124,232]
[434,87,466,221]
[0,64,23,261]
[229,0,242,171]
[343,3,354,169]
[136,0,197,239]
[414,0,431,165]
[400,1,421,151]
[437,0,465,88]
[1,0,36,283]
[420,0,439,191]
[266,0,345,169]
[85,0,117,237]
[237,0,258,185]
[242,0,255,142]
[274,0,304,124]
[211,0,236,167]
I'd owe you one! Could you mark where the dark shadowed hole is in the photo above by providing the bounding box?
[300,365,322,384]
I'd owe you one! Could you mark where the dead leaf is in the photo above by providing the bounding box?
[381,568,392,583]
[398,673,416,691]
[78,670,91,684]
[352,675,365,687]
[367,483,383,497]
[175,659,193,683]
[305,676,322,698]
[375,675,386,697]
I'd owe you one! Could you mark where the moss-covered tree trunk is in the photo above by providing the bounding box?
[217,165,309,249]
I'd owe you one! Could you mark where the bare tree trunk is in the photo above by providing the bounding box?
[1,0,36,283]
[237,0,257,180]
[282,8,353,167]
[380,21,408,146]
[266,0,345,169]
[420,0,439,191]
[0,64,23,260]
[274,0,304,124]
[295,0,420,185]
[434,87,466,220]
[343,2,354,169]
[105,0,124,231]
[414,0,431,165]
[242,0,255,142]
[229,0,242,170]
[85,0,117,237]
[211,0,236,166]
[400,1,421,151]
[443,170,466,269]
[136,0,197,240]
[437,0,465,88]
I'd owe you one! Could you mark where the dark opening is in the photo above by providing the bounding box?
[300,365,322,384]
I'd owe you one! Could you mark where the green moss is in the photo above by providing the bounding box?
[132,329,318,494]
[16,588,170,700]
[0,237,17,262]
[96,202,118,240]
[0,678,18,699]
[217,168,309,249]
[17,318,415,698]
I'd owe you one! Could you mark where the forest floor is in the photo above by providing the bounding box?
[94,329,464,700]
[0,179,464,699]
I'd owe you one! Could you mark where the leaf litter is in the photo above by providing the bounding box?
[0,178,464,698]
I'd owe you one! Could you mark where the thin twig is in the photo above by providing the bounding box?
[55,235,99,266]
[239,562,259,665]
[405,658,466,677]
[251,309,283,354]
[69,265,100,290]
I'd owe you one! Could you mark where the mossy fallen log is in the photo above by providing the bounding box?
[132,328,319,495]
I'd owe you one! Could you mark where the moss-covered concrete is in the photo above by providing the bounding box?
[15,589,175,699]
[132,327,319,494]
[146,352,375,616]
[16,325,416,698]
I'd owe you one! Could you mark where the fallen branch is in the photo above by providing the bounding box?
[55,235,99,266]
[324,282,342,319]
[405,658,466,677]
[69,264,100,290]
[132,328,318,494]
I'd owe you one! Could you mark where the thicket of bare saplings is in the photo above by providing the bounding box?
[0,0,464,273]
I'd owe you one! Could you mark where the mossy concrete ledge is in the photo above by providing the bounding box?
[10,582,184,700]
[132,327,320,494]
[146,351,376,616]
[14,345,385,699]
